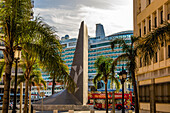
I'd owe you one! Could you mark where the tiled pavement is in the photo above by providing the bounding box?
[35,110,135,113]
[0,110,135,113]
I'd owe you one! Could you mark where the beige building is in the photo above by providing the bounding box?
[133,0,170,113]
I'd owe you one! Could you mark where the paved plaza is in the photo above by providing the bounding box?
[35,110,134,113]
[0,110,134,113]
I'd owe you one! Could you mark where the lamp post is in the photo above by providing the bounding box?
[12,46,22,113]
[118,67,127,113]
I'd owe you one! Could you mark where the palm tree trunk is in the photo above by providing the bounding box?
[52,75,55,95]
[112,91,115,113]
[29,85,31,113]
[105,82,108,113]
[2,62,12,113]
[132,70,139,113]
[24,78,29,113]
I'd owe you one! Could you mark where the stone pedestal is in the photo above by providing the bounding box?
[69,110,74,113]
[90,110,95,113]
[33,104,93,111]
[53,110,58,113]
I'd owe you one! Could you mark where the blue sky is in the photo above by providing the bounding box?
[34,0,133,38]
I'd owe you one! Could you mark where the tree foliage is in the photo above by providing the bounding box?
[93,56,119,113]
[138,22,170,61]
[111,36,140,113]
[0,0,75,112]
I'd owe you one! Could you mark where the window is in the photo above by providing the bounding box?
[148,0,151,4]
[140,57,142,67]
[90,42,111,48]
[149,19,151,31]
[159,46,164,61]
[146,0,151,6]
[168,45,170,58]
[139,28,141,37]
[139,85,150,102]
[155,82,170,103]
[144,26,146,34]
[137,0,141,14]
[161,10,163,24]
[154,52,158,63]
[155,17,157,28]
[69,42,76,46]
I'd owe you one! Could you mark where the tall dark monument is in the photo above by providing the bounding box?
[33,21,90,111]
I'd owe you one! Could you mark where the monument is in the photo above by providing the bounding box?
[70,21,88,105]
[33,21,91,111]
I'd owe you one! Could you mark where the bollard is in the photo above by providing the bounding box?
[68,110,74,113]
[53,110,58,113]
[90,110,95,113]
[33,110,36,113]
[128,110,132,113]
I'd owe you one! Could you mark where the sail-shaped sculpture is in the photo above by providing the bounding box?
[33,21,90,111]
[70,21,88,105]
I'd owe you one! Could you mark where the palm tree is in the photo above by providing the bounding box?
[0,0,61,111]
[138,22,170,61]
[17,67,46,113]
[20,19,75,111]
[0,1,32,112]
[110,36,139,113]
[20,51,37,113]
[28,69,46,112]
[49,63,76,95]
[0,14,75,112]
[0,1,75,113]
[93,56,118,113]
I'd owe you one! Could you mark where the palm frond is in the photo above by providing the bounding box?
[40,79,47,90]
[0,61,5,80]
[114,53,130,63]
[17,75,25,85]
[138,21,170,60]
[111,38,126,50]
[93,73,102,88]
[112,78,120,91]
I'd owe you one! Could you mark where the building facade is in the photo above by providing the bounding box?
[134,0,170,112]
[60,28,134,93]
[96,23,105,39]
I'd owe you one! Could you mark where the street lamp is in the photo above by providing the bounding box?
[118,66,127,113]
[12,46,22,113]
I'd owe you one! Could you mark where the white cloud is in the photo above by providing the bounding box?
[34,0,133,38]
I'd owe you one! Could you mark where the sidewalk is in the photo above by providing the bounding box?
[0,110,135,113]
[35,110,134,113]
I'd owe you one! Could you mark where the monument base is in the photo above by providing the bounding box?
[32,104,93,111]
